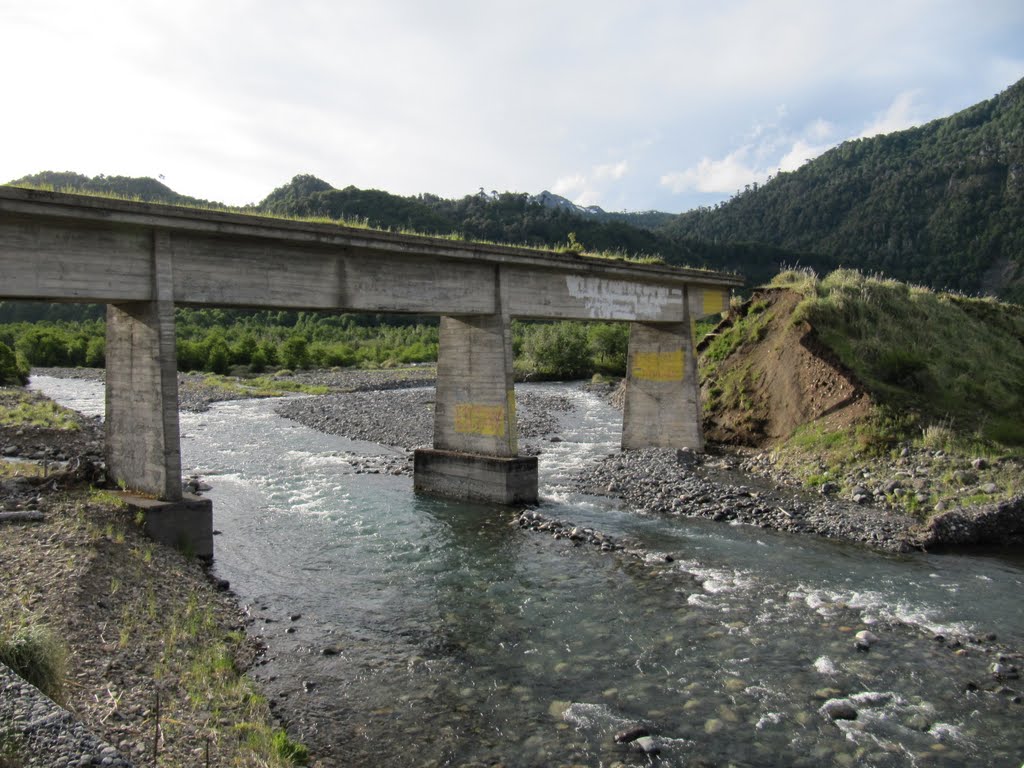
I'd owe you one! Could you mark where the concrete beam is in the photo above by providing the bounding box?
[0,187,742,319]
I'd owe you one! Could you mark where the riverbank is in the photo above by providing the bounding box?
[0,387,309,767]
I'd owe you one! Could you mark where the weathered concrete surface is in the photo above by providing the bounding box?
[434,313,518,456]
[622,304,704,451]
[120,493,213,559]
[0,188,742,317]
[413,449,539,505]
[105,233,183,501]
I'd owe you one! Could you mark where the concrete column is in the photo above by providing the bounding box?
[433,313,517,457]
[622,287,704,451]
[105,231,183,501]
[414,268,537,504]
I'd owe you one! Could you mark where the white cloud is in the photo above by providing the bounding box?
[660,114,842,195]
[857,90,926,138]
[661,147,761,195]
[594,161,629,181]
[2,0,1022,211]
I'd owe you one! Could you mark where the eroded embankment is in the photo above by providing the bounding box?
[699,288,871,447]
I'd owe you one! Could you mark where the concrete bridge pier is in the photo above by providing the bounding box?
[104,232,212,557]
[622,290,705,452]
[414,311,538,504]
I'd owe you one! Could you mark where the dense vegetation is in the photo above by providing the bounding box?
[666,78,1024,300]
[0,304,634,380]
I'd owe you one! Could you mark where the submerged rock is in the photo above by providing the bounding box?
[613,725,650,744]
[820,699,858,721]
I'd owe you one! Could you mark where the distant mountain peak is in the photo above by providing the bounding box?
[530,190,606,216]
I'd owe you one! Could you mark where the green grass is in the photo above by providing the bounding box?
[772,268,1024,446]
[194,374,330,399]
[0,394,80,430]
[0,622,68,703]
[0,459,45,479]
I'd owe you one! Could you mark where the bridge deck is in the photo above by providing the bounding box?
[0,187,742,321]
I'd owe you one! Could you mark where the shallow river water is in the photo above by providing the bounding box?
[31,376,1024,767]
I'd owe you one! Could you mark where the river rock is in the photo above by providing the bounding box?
[855,630,879,650]
[820,699,858,720]
[634,736,660,754]
[991,663,1020,680]
[614,725,650,743]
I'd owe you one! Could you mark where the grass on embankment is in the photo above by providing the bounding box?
[711,269,1024,517]
[0,390,80,430]
[775,268,1024,447]
[0,488,309,767]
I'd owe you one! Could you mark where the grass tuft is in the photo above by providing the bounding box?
[0,622,68,703]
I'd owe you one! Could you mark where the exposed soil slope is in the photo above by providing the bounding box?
[699,288,870,447]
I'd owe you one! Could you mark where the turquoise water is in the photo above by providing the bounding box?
[31,377,1024,766]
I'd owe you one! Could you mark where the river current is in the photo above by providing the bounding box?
[30,376,1024,767]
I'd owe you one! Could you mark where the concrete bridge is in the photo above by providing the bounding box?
[0,187,742,554]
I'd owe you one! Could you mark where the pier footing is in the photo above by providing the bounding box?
[120,493,214,560]
[413,449,538,505]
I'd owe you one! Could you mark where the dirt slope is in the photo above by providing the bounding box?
[700,288,871,446]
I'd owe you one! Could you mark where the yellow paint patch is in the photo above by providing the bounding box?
[632,349,684,382]
[455,403,507,437]
[702,289,727,316]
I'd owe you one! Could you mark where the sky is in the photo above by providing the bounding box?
[3,1,1023,214]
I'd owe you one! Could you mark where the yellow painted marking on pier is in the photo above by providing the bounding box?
[703,289,727,316]
[455,403,507,437]
[632,349,685,382]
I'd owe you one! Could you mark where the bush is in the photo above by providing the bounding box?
[0,343,27,385]
[521,322,592,379]
[0,623,67,703]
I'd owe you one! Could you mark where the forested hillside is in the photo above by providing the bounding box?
[11,171,221,208]
[665,78,1024,300]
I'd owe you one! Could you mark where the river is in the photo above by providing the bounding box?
[30,376,1024,767]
